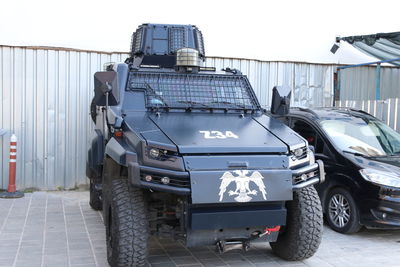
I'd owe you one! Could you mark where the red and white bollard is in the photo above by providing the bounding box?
[0,134,24,198]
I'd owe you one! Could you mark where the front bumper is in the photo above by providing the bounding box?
[129,163,191,195]
[128,159,325,198]
[361,189,400,228]
[291,160,325,190]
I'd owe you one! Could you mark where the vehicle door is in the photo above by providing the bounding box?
[288,117,346,199]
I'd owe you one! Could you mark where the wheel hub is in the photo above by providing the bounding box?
[328,194,350,228]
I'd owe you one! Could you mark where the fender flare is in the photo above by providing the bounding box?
[86,129,105,179]
[105,137,138,167]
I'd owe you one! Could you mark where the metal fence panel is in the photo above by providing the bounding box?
[339,66,400,101]
[336,98,400,133]
[0,45,334,190]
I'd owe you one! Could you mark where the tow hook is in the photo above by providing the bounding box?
[216,240,250,254]
[259,226,281,237]
[215,226,281,254]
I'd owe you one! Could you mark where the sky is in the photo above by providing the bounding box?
[1,0,399,64]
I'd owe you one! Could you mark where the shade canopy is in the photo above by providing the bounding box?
[338,32,400,65]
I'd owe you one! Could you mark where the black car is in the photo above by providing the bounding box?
[279,108,400,233]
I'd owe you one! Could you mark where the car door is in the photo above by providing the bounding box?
[287,117,344,201]
[290,117,337,166]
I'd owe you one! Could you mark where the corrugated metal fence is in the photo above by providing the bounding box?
[339,66,400,101]
[0,45,334,190]
[336,98,400,132]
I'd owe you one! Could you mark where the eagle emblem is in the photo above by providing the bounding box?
[218,170,267,202]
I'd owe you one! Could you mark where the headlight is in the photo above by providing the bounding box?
[289,147,313,168]
[147,147,176,160]
[293,148,304,157]
[149,148,161,158]
[359,168,400,188]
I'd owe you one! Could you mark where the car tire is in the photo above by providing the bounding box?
[89,179,103,211]
[326,187,362,234]
[270,186,323,261]
[105,179,148,267]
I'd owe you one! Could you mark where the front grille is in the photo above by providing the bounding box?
[380,188,400,198]
[140,173,190,188]
[293,168,320,185]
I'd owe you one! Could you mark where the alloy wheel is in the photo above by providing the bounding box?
[328,193,351,228]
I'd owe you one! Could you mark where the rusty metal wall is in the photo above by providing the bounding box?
[0,45,334,190]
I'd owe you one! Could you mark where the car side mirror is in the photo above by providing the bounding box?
[270,85,291,116]
[94,71,119,106]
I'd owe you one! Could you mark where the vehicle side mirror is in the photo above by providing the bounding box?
[94,71,119,106]
[270,85,291,116]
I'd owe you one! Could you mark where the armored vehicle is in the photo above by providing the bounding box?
[87,23,325,266]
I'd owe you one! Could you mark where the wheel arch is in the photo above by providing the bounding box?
[320,173,360,212]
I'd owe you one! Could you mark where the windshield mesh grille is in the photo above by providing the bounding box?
[128,72,260,110]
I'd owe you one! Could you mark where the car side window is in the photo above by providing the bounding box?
[291,118,324,154]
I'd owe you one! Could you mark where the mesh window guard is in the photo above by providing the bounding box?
[128,72,260,110]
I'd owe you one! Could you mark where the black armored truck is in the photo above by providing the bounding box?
[87,23,325,266]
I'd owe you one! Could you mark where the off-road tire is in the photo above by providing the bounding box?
[105,179,148,267]
[270,186,323,261]
[89,179,102,211]
[326,187,362,234]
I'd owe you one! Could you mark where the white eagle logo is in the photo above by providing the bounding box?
[218,170,267,202]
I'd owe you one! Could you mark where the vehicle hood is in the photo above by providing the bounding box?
[144,113,299,154]
[346,153,400,174]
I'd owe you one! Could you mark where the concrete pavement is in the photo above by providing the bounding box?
[0,191,400,267]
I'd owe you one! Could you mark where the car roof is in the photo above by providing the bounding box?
[287,107,377,121]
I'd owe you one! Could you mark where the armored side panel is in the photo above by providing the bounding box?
[130,23,205,68]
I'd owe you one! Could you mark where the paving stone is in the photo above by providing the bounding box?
[1,191,400,267]
[253,262,282,267]
[219,253,248,262]
[192,250,220,260]
[199,258,228,266]
[150,262,177,267]
[166,249,193,257]
[148,255,174,264]
[69,255,96,265]
[170,255,199,265]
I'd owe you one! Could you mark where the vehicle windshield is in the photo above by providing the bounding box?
[320,116,400,157]
[128,71,259,110]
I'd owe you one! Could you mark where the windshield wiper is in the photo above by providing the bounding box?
[342,150,371,158]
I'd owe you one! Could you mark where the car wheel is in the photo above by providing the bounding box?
[105,179,148,267]
[89,179,103,211]
[326,187,362,234]
[270,186,323,261]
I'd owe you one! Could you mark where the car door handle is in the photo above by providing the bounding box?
[227,161,249,168]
